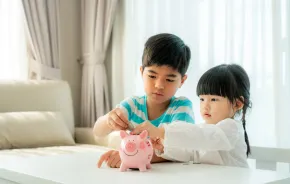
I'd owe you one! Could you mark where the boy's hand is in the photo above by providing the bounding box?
[97,150,121,168]
[107,108,129,131]
[131,121,165,139]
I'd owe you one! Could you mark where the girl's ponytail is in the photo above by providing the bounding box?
[242,108,250,156]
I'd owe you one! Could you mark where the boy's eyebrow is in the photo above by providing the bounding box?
[147,70,177,78]
[166,74,177,78]
[147,70,157,74]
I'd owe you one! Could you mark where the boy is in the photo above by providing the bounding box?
[94,33,194,168]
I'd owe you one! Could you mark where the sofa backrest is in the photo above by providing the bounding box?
[0,80,75,136]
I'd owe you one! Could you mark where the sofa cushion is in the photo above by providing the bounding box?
[0,112,75,149]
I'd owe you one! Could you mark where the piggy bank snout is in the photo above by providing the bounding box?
[125,142,136,152]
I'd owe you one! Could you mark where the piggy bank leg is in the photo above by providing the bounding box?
[146,163,152,169]
[120,163,128,172]
[138,165,147,172]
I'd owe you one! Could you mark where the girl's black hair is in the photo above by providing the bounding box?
[142,33,191,76]
[196,64,252,156]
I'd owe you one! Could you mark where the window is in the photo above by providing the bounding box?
[0,0,28,80]
[114,0,290,147]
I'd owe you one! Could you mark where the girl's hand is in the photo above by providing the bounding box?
[151,138,164,153]
[130,121,165,139]
[97,150,121,168]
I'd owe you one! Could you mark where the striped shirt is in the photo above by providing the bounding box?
[118,96,195,127]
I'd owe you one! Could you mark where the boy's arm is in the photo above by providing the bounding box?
[93,98,131,138]
[151,152,169,163]
[93,113,113,138]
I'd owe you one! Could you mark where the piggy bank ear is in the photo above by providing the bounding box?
[139,130,148,139]
[120,130,128,139]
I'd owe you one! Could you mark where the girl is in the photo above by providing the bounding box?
[131,64,252,168]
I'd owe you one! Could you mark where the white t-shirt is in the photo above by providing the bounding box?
[157,118,249,168]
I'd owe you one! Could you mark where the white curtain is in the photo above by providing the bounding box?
[22,0,61,80]
[112,0,290,148]
[80,0,119,127]
[0,0,28,80]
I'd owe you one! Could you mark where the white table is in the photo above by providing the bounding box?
[0,151,289,184]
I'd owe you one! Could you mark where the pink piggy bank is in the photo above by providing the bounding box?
[119,130,153,172]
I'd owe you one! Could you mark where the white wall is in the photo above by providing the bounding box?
[59,0,82,126]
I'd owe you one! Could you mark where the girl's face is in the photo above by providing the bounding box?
[199,95,243,124]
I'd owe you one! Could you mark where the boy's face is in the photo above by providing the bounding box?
[140,65,187,105]
[199,95,243,124]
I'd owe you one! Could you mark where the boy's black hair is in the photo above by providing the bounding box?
[196,64,252,156]
[142,33,191,76]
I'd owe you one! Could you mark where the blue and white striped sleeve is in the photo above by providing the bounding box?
[116,97,133,121]
[170,98,195,124]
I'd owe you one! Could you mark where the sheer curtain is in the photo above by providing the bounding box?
[0,0,28,80]
[80,0,119,127]
[22,0,61,80]
[112,0,290,148]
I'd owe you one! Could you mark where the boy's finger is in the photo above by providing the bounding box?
[130,126,141,135]
[112,113,127,128]
[116,109,129,125]
[108,118,123,130]
[97,151,112,168]
[111,121,124,130]
[132,124,148,135]
[116,160,121,168]
[131,121,151,134]
[111,157,120,168]
[115,118,128,129]
[108,151,119,166]
[107,157,115,167]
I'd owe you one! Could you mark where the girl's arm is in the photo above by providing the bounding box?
[160,118,242,154]
[154,119,242,162]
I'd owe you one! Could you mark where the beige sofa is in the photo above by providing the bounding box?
[0,80,112,159]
